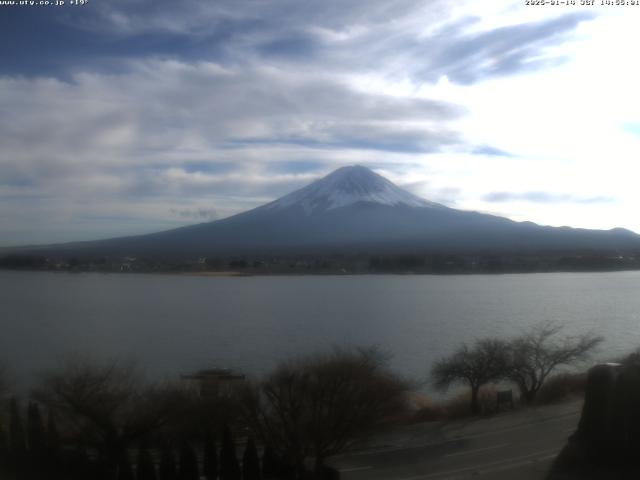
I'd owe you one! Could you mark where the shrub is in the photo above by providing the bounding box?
[618,348,640,366]
[414,386,501,422]
[411,395,446,422]
[535,373,587,405]
[441,386,500,419]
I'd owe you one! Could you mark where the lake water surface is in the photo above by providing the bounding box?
[2,270,640,391]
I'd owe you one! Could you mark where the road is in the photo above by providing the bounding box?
[329,400,582,480]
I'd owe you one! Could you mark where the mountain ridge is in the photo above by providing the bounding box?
[3,165,640,257]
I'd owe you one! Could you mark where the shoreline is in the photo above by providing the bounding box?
[3,267,640,277]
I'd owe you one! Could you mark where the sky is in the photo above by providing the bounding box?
[2,0,640,246]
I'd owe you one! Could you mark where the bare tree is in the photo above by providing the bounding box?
[506,323,603,404]
[238,347,409,478]
[32,357,188,473]
[431,338,508,415]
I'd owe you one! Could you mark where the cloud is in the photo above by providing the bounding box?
[471,145,512,157]
[418,12,596,84]
[0,0,442,76]
[82,0,437,37]
[226,123,462,154]
[0,59,464,196]
[0,1,592,85]
[483,191,614,204]
[170,208,218,221]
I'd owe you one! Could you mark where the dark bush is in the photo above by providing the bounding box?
[178,442,199,480]
[535,373,587,405]
[202,430,217,480]
[242,436,260,480]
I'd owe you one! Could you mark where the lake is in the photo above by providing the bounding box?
[2,270,640,392]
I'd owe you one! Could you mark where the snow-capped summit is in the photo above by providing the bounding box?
[264,165,443,214]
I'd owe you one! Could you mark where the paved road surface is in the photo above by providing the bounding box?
[329,400,582,480]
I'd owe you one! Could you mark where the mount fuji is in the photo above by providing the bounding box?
[10,165,640,257]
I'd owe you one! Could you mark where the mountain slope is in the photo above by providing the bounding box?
[8,165,640,257]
